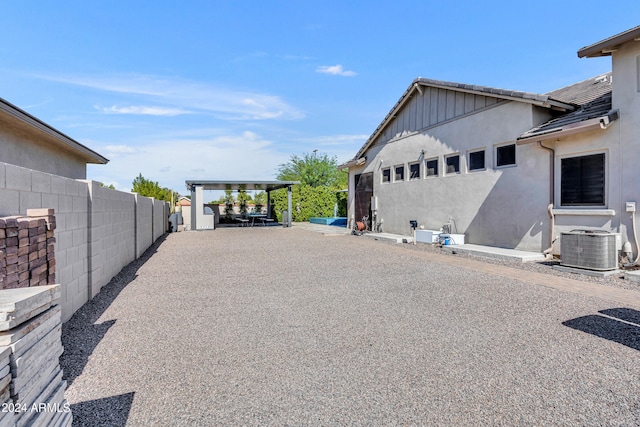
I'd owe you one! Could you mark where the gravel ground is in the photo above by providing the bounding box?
[379,237,640,292]
[61,226,640,426]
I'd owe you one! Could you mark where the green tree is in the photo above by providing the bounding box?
[131,173,177,204]
[273,152,348,222]
[276,152,347,188]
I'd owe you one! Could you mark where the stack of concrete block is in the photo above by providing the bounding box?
[0,285,71,427]
[0,209,56,291]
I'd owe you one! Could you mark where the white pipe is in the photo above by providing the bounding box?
[543,203,555,257]
[633,211,640,264]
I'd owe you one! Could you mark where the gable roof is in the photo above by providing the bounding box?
[413,78,574,109]
[340,78,576,168]
[578,25,640,58]
[518,73,617,142]
[0,97,108,165]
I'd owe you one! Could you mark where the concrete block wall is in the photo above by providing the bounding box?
[153,199,165,242]
[135,195,153,259]
[86,181,136,299]
[0,162,169,322]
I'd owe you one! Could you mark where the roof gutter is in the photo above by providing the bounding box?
[517,110,619,144]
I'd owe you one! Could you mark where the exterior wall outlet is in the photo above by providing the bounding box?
[626,201,636,212]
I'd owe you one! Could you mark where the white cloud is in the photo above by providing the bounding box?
[87,130,290,194]
[99,105,190,116]
[104,144,136,154]
[45,73,304,121]
[308,134,369,147]
[316,65,357,77]
[295,134,368,164]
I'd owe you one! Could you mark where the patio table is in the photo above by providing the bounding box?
[248,214,266,226]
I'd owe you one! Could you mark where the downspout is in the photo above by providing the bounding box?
[537,141,556,257]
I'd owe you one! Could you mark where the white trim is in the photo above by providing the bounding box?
[393,164,405,182]
[467,147,486,172]
[552,209,616,216]
[381,167,391,184]
[408,161,421,180]
[494,143,517,169]
[444,153,460,175]
[424,157,439,178]
[557,150,608,208]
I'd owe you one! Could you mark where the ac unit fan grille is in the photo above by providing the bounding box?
[561,231,617,271]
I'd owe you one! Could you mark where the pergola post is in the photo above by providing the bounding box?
[287,185,292,227]
[266,191,272,219]
[190,185,197,231]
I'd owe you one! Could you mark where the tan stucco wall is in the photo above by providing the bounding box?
[0,112,87,179]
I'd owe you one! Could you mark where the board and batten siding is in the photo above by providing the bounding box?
[377,87,504,148]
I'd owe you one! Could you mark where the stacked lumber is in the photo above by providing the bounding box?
[0,209,56,290]
[0,347,11,427]
[0,285,71,427]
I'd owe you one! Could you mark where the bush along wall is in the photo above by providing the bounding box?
[269,185,344,222]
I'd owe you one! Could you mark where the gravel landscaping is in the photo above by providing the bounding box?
[61,226,640,426]
[385,237,640,292]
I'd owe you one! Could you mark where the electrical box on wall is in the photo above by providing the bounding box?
[626,202,636,212]
[371,196,378,211]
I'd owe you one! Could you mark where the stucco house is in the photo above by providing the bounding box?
[0,97,108,178]
[340,26,640,260]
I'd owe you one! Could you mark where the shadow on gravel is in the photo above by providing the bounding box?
[70,392,135,427]
[563,307,640,351]
[60,235,168,390]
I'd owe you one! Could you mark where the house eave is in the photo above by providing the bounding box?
[578,25,640,58]
[516,110,619,144]
[0,97,109,165]
[338,156,366,170]
[353,78,575,160]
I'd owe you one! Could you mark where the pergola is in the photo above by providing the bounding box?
[185,180,300,230]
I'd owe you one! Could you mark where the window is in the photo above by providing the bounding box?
[381,168,391,183]
[496,144,516,167]
[468,149,485,171]
[445,154,460,174]
[394,165,405,181]
[409,162,420,180]
[425,158,438,177]
[561,153,605,206]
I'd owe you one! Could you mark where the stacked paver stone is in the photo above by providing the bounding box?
[0,209,56,290]
[0,285,71,427]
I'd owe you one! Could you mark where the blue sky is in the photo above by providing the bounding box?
[1,1,638,194]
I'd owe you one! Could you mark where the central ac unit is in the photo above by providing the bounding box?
[561,230,619,271]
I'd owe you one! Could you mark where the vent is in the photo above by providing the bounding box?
[561,230,618,271]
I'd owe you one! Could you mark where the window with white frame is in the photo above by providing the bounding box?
[381,168,391,183]
[496,144,516,167]
[468,149,485,171]
[560,153,605,206]
[394,165,405,181]
[445,154,460,174]
[409,162,420,180]
[425,158,438,177]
